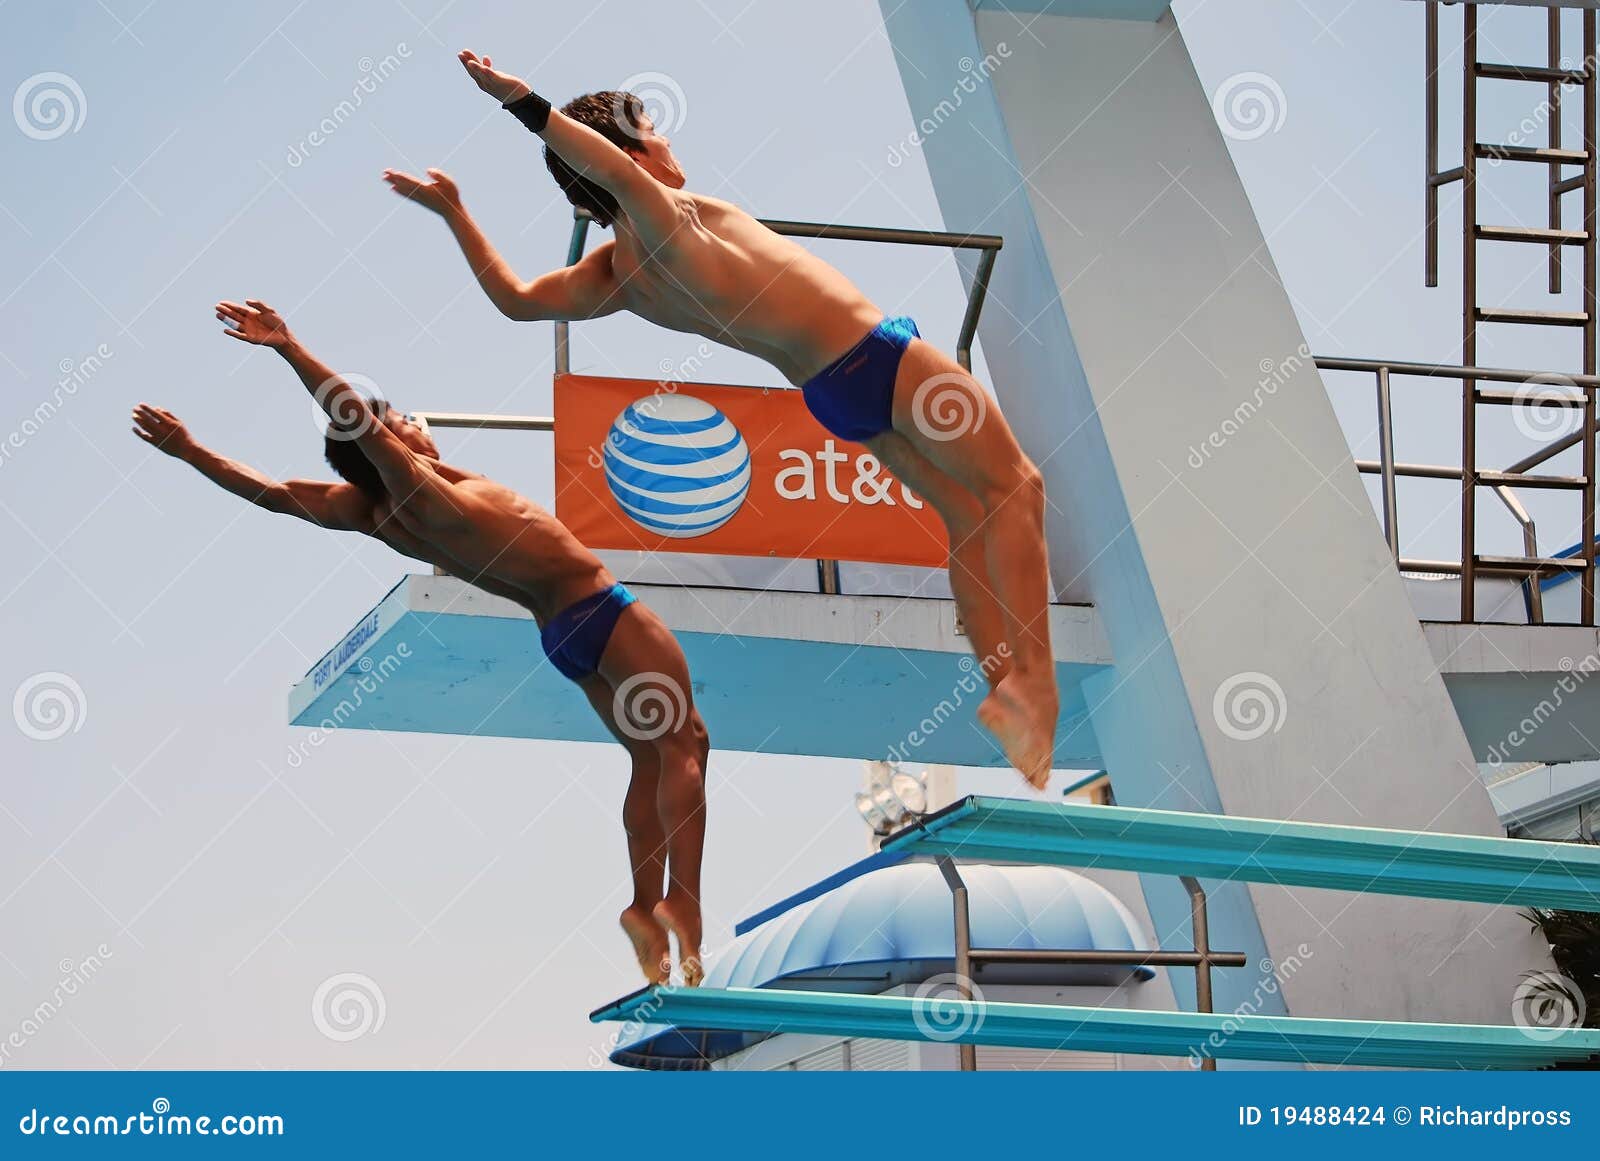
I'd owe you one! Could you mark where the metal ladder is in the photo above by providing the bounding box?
[1425,1,1598,626]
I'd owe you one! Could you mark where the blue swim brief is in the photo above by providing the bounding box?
[540,582,638,683]
[800,315,920,442]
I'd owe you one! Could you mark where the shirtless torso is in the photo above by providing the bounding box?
[382,48,1063,788]
[135,297,712,987]
[596,193,885,385]
[363,459,612,626]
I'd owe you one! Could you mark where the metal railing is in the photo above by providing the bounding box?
[936,856,1244,1071]
[1316,356,1600,625]
[553,208,1003,380]
[1422,2,1598,624]
[553,209,1003,593]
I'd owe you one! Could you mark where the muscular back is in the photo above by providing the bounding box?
[606,193,886,385]
[367,459,611,624]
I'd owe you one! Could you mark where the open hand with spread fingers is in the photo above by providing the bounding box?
[381,168,462,216]
[458,50,530,104]
[215,299,292,348]
[131,403,198,459]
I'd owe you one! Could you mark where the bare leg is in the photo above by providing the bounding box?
[881,338,1058,786]
[865,431,1013,688]
[596,604,710,984]
[578,675,670,985]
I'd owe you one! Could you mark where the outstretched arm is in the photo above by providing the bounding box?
[214,299,434,510]
[381,168,622,322]
[131,404,373,531]
[456,50,680,238]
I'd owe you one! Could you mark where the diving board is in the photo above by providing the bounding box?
[592,986,1600,1070]
[881,797,1600,912]
[287,574,1110,767]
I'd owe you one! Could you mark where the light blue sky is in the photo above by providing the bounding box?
[0,0,1587,1068]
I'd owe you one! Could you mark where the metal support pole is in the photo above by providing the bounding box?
[955,248,999,373]
[1375,366,1400,559]
[553,212,592,377]
[1180,875,1218,1071]
[1427,1,1441,287]
[1550,7,1565,295]
[1584,8,1598,627]
[816,559,841,595]
[1462,5,1480,622]
[936,857,978,1072]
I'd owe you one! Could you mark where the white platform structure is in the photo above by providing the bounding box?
[875,0,1555,1028]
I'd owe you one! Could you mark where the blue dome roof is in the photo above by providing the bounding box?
[609,862,1151,1069]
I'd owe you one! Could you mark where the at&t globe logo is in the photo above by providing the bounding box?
[602,394,751,537]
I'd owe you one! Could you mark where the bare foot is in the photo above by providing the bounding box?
[619,905,670,986]
[978,675,1055,789]
[653,895,704,987]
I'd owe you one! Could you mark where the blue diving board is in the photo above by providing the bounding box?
[879,796,1600,912]
[592,986,1600,1069]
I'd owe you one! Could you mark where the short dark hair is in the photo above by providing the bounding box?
[543,91,646,228]
[325,432,386,503]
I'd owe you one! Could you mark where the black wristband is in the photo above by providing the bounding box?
[503,90,551,134]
